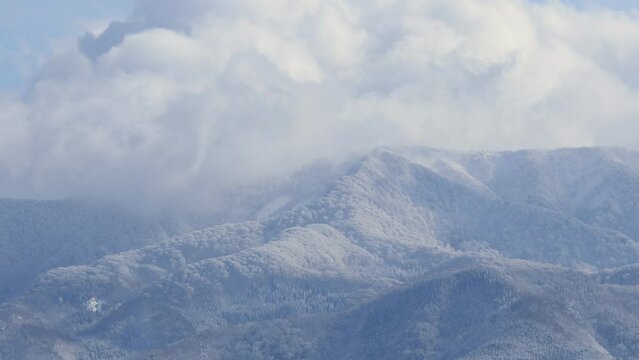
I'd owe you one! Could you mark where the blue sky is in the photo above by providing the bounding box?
[0,0,133,90]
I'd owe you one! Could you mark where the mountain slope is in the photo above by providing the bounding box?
[142,259,639,360]
[0,199,179,301]
[2,147,639,359]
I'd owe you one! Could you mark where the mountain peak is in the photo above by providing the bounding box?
[3,147,639,358]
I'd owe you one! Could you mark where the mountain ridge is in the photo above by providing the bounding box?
[2,146,639,359]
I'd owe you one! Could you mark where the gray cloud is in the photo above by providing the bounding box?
[1,0,639,211]
[78,21,149,61]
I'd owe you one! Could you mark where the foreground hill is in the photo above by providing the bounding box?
[145,258,639,360]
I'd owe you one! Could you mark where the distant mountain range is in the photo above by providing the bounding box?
[2,147,639,359]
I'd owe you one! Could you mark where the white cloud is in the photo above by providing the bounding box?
[1,0,639,211]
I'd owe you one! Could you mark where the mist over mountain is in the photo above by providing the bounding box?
[2,147,639,359]
[4,0,639,213]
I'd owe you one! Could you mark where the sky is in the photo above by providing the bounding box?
[1,0,639,211]
[1,0,635,90]
[0,0,133,90]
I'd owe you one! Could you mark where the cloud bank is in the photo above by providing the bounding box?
[1,0,639,210]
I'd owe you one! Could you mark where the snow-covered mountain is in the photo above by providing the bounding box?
[2,147,639,359]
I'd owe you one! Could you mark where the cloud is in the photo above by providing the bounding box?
[1,0,639,211]
[78,21,149,61]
